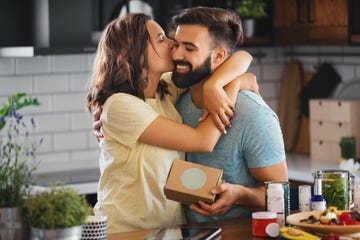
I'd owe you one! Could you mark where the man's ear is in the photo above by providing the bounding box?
[212,47,227,66]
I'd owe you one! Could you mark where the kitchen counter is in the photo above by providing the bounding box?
[286,153,339,183]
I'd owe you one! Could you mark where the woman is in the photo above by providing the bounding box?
[86,13,254,233]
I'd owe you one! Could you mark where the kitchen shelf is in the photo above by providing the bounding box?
[0,45,97,57]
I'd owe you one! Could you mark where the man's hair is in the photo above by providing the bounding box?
[172,6,243,53]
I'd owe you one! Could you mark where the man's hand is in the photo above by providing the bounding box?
[92,107,104,141]
[189,183,238,216]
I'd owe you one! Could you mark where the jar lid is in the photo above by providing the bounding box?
[252,211,277,219]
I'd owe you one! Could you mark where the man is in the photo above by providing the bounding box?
[170,6,288,223]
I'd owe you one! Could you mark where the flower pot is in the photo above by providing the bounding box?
[31,226,82,240]
[243,19,255,38]
[0,207,24,240]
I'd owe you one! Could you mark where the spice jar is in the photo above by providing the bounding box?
[252,211,277,237]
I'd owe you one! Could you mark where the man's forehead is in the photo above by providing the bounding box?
[174,24,209,44]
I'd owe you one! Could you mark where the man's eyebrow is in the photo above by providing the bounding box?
[172,39,198,49]
[182,41,198,49]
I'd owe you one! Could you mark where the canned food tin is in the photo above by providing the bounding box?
[265,181,290,226]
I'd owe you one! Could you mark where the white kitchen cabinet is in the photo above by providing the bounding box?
[309,99,360,163]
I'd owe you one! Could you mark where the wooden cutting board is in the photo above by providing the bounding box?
[292,71,314,154]
[277,61,303,152]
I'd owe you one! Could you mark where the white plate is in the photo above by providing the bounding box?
[287,211,360,234]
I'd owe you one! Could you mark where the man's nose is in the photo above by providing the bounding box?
[172,46,183,60]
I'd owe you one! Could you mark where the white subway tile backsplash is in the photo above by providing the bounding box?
[356,66,360,80]
[0,58,14,75]
[0,76,33,95]
[262,64,285,81]
[36,113,70,132]
[247,65,261,82]
[70,72,92,91]
[318,47,343,64]
[16,56,51,74]
[71,112,92,130]
[35,152,71,172]
[52,54,87,73]
[265,99,278,112]
[35,133,53,153]
[53,132,87,151]
[34,74,70,93]
[259,82,277,98]
[19,95,52,114]
[336,65,356,82]
[71,150,99,162]
[86,54,96,71]
[53,93,87,112]
[88,132,100,149]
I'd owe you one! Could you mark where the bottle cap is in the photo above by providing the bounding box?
[252,211,277,219]
[267,183,283,190]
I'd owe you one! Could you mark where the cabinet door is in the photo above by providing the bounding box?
[273,0,309,45]
[273,0,348,45]
[309,0,348,45]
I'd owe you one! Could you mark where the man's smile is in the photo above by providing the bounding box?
[174,62,191,73]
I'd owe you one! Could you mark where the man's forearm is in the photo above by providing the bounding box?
[234,185,266,211]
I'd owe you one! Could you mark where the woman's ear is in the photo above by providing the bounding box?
[212,47,227,66]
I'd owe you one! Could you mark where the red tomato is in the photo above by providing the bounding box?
[338,212,351,222]
[346,219,359,225]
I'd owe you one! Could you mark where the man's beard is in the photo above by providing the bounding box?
[172,55,212,89]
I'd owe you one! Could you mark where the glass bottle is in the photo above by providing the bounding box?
[310,179,326,211]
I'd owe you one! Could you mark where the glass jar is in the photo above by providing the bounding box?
[313,169,353,210]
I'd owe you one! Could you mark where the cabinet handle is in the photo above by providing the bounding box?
[296,0,305,24]
[307,0,315,23]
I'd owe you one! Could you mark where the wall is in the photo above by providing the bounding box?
[0,46,360,175]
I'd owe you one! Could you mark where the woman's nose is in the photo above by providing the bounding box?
[167,39,174,49]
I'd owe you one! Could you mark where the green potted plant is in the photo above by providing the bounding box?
[23,186,93,240]
[234,0,268,38]
[0,93,41,240]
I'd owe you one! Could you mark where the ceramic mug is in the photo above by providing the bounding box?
[81,215,107,240]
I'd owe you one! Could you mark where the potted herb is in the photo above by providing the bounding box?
[0,93,41,240]
[23,186,92,240]
[234,0,268,37]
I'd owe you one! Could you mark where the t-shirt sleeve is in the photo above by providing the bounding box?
[101,94,159,147]
[160,72,185,105]
[242,107,286,168]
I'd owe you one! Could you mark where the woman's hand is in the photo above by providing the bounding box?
[201,72,259,133]
[201,82,234,133]
[92,107,104,141]
[236,72,259,95]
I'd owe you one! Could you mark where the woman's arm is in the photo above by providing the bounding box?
[138,73,255,152]
[202,51,254,130]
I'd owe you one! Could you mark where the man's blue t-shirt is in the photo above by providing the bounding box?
[176,90,286,223]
